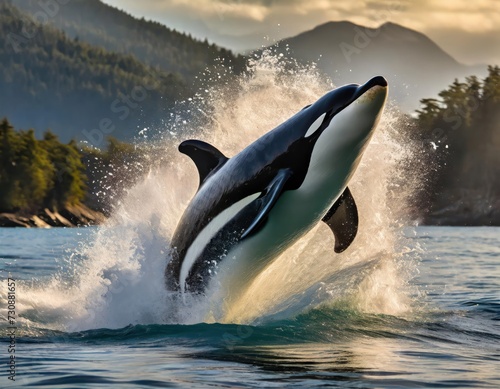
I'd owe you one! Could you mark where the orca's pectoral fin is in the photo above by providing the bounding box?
[241,169,293,239]
[179,140,228,188]
[322,187,359,253]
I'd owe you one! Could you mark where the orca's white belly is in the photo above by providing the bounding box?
[214,170,349,302]
[213,122,366,302]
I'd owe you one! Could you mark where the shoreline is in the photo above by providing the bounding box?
[1,211,498,228]
[0,204,106,228]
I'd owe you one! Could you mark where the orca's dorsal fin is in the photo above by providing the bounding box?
[322,187,358,253]
[241,169,293,239]
[179,139,228,188]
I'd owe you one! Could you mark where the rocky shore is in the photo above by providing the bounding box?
[0,204,106,228]
[1,204,498,228]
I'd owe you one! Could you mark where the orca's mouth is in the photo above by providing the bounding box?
[352,76,388,101]
[329,76,387,118]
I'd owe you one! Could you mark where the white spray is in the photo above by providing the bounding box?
[10,52,423,331]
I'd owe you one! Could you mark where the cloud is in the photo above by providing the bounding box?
[400,0,500,33]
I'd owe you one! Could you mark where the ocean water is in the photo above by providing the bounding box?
[1,52,499,387]
[0,227,499,388]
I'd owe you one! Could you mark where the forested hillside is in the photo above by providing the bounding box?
[14,0,246,80]
[0,0,246,143]
[414,66,500,225]
[0,1,193,142]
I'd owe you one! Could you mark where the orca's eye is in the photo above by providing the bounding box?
[305,113,326,138]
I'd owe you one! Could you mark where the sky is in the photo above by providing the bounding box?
[101,0,500,66]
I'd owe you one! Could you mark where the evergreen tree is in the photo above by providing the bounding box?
[41,131,86,208]
[16,129,54,210]
[0,118,19,211]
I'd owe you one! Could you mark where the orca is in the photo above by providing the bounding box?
[166,76,388,296]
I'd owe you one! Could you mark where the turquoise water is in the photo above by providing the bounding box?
[0,227,499,388]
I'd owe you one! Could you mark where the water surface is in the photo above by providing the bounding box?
[1,227,499,388]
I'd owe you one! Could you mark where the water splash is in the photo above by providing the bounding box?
[10,51,424,331]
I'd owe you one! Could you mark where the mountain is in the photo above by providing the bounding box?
[263,21,487,111]
[14,0,246,80]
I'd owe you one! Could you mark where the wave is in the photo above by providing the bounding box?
[5,302,499,350]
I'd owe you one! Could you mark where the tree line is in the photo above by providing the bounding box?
[413,65,500,224]
[0,117,151,214]
[0,118,85,212]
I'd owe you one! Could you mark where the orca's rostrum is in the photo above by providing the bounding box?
[166,76,388,296]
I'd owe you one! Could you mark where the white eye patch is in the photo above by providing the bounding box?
[304,113,326,137]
